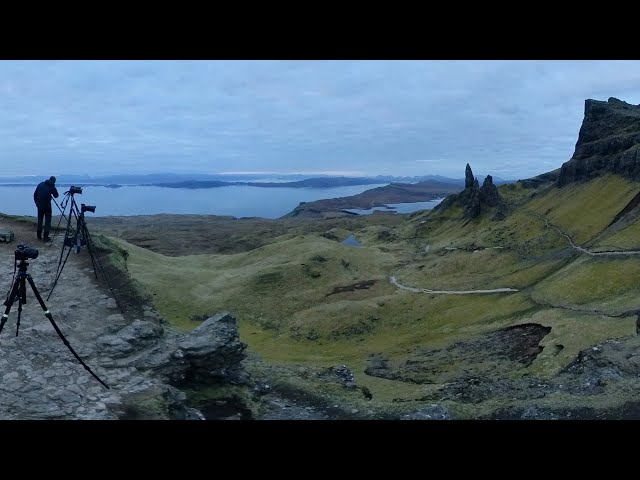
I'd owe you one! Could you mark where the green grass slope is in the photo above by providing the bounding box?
[105,172,640,416]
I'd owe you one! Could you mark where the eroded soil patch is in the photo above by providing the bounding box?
[365,323,551,385]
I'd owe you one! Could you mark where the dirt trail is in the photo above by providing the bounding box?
[391,210,640,296]
[530,211,640,256]
[389,275,518,294]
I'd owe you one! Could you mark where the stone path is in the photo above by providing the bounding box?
[0,227,161,419]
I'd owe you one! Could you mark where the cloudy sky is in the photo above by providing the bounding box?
[1,60,639,179]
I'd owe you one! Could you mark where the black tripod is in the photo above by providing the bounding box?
[47,188,123,314]
[50,187,81,247]
[2,246,109,388]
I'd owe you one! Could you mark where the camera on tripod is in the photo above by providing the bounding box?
[68,186,83,195]
[81,204,96,214]
[15,244,39,260]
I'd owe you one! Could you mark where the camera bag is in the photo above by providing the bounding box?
[0,229,15,243]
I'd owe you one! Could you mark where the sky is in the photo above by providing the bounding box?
[1,60,639,180]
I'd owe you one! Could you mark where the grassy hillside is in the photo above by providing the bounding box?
[526,174,640,245]
[591,214,640,250]
[105,172,640,417]
[111,233,402,332]
[532,255,640,315]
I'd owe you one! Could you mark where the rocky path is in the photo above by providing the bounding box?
[0,225,172,419]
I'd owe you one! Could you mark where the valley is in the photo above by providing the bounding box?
[3,97,640,420]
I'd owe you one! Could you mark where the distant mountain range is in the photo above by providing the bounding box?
[0,173,513,188]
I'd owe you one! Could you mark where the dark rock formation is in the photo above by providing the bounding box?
[465,163,475,189]
[558,97,640,186]
[464,178,481,218]
[364,323,551,385]
[479,175,500,207]
[437,164,505,219]
[480,175,508,220]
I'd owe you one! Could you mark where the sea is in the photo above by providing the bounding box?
[0,184,443,219]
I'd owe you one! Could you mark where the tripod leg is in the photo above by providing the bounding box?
[80,220,98,279]
[50,209,75,295]
[50,197,69,244]
[26,274,110,389]
[83,225,125,315]
[47,242,74,301]
[0,279,21,341]
[15,279,26,337]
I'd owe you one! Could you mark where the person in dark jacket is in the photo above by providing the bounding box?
[33,176,59,242]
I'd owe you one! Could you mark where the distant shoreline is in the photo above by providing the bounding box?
[0,179,387,190]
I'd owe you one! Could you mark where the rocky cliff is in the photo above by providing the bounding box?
[558,97,640,186]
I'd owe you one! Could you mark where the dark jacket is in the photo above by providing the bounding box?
[33,180,59,209]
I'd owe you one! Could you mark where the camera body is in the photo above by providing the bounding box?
[15,244,39,260]
[68,185,83,195]
[81,204,96,213]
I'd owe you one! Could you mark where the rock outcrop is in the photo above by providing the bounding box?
[465,163,475,189]
[462,177,481,218]
[436,164,505,220]
[479,175,501,207]
[558,97,640,186]
[94,312,249,419]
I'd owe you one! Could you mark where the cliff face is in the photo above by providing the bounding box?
[558,97,640,186]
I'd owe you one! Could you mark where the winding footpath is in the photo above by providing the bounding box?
[389,275,518,295]
[531,211,640,256]
[389,211,640,296]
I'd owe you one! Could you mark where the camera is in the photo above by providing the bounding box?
[15,244,39,260]
[68,185,83,195]
[81,204,96,213]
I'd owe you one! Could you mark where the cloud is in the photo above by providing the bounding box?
[0,60,639,177]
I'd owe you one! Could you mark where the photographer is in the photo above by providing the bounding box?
[33,176,59,242]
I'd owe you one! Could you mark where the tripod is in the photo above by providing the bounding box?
[47,190,124,314]
[2,249,109,388]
